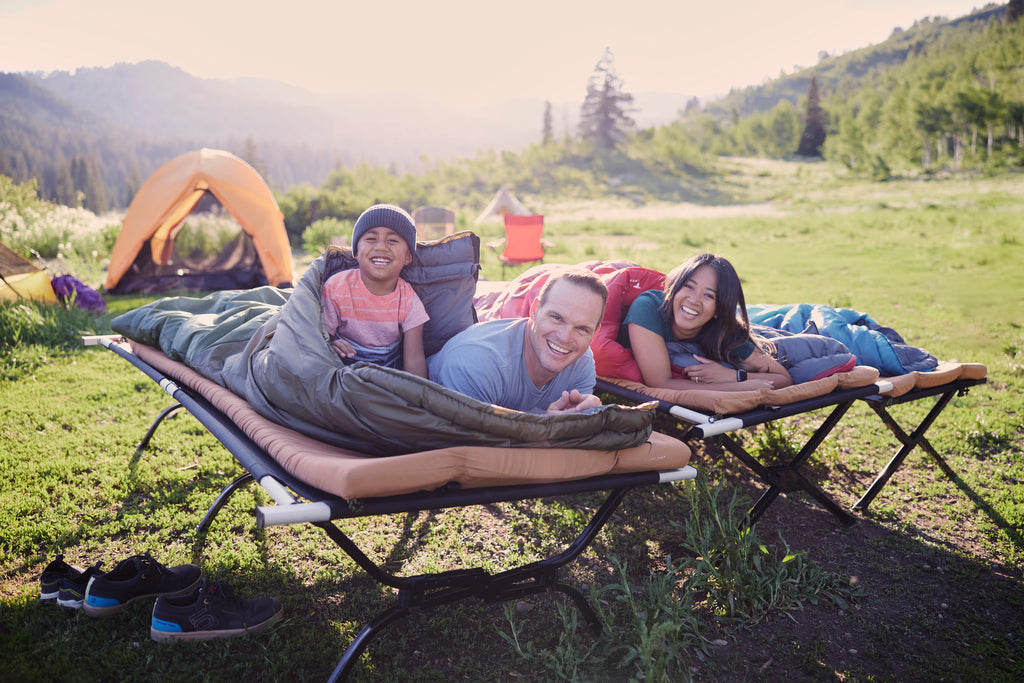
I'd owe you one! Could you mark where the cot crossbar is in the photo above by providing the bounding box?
[100,338,697,680]
[854,377,986,510]
[596,378,886,526]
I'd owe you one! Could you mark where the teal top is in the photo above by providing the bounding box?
[619,290,754,361]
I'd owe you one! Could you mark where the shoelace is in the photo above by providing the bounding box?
[133,551,166,580]
[207,581,238,601]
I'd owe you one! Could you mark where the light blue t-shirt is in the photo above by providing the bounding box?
[427,318,597,414]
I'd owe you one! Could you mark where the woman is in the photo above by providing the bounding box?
[619,253,792,391]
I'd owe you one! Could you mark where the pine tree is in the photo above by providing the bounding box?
[1007,0,1023,24]
[542,101,554,145]
[796,75,827,157]
[579,48,636,151]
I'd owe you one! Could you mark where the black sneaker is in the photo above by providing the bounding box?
[56,563,105,609]
[40,554,83,602]
[151,578,283,642]
[84,552,202,617]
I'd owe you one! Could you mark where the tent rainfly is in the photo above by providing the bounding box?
[0,240,56,303]
[104,148,293,294]
[474,185,532,224]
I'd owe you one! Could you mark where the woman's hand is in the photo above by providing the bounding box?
[684,356,774,389]
[684,356,736,384]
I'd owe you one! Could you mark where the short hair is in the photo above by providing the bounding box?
[537,268,608,322]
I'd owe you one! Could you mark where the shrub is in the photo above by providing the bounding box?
[302,217,350,255]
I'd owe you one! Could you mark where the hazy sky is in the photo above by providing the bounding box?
[1,0,990,106]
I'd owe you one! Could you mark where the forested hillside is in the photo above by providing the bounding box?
[673,3,1022,176]
[0,69,345,209]
[2,2,1020,217]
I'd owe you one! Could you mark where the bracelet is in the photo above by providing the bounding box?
[736,369,748,382]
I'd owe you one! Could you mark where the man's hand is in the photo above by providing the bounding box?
[546,389,602,414]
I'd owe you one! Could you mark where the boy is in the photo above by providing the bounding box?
[321,204,429,378]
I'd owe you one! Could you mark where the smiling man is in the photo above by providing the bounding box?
[428,269,607,414]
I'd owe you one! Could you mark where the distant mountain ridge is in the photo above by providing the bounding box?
[3,3,999,207]
[21,60,693,168]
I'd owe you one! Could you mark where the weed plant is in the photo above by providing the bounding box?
[171,214,243,259]
[302,217,352,254]
[501,478,863,681]
[0,300,110,380]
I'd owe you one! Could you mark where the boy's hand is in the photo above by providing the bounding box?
[330,338,356,359]
[546,389,601,414]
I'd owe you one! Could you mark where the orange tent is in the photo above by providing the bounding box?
[105,148,293,292]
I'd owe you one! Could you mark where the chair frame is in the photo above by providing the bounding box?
[496,215,546,279]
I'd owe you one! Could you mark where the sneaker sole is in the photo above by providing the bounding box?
[84,577,204,617]
[150,605,283,642]
[57,597,85,609]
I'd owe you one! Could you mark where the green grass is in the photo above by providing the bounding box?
[2,161,1023,681]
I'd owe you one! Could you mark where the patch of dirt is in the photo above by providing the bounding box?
[658,444,1024,681]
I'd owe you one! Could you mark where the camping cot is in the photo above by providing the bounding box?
[86,335,696,680]
[596,360,986,526]
[474,261,989,527]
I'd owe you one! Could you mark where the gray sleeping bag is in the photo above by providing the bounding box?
[112,232,655,455]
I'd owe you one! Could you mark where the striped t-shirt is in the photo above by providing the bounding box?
[321,269,429,348]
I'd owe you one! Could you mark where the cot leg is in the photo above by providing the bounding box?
[854,391,955,511]
[317,486,632,678]
[718,401,857,526]
[196,473,255,533]
[135,403,184,453]
[327,607,408,683]
[551,582,602,633]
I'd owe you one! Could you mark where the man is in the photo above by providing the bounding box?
[428,269,607,414]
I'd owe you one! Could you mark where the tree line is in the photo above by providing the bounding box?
[3,4,1020,227]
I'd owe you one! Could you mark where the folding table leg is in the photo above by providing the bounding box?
[854,390,957,511]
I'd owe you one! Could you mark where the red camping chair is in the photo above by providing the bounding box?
[495,215,546,278]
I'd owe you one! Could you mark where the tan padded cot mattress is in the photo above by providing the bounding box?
[130,342,692,501]
[598,361,986,416]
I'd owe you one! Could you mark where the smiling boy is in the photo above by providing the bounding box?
[321,204,429,378]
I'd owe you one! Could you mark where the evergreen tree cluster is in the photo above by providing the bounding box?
[578,48,637,151]
[3,3,1021,223]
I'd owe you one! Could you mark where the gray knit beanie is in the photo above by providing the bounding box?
[351,204,417,255]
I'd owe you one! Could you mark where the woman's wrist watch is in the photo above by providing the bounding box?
[736,369,748,382]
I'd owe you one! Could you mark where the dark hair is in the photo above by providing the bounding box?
[660,253,753,363]
[538,269,608,322]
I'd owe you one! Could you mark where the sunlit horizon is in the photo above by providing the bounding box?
[1,0,991,107]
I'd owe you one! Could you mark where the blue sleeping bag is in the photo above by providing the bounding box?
[746,304,937,376]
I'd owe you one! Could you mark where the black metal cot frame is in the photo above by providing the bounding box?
[853,377,986,511]
[596,375,984,527]
[94,338,696,680]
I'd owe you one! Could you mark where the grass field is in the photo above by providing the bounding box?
[2,161,1022,681]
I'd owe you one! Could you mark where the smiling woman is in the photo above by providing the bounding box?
[620,253,792,392]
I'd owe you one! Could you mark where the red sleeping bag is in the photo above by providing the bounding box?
[473,262,665,383]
